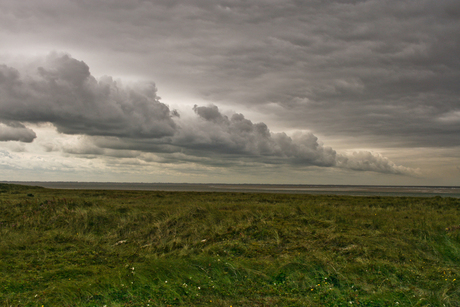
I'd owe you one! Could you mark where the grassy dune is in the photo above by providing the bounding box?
[1,183,460,306]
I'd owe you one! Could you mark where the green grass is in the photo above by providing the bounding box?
[1,183,460,306]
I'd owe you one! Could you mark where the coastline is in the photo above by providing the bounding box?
[3,181,460,198]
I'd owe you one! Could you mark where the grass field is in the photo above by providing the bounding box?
[1,183,460,306]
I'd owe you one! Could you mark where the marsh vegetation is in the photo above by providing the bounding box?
[1,183,460,306]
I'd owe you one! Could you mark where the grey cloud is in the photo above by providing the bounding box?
[61,142,105,156]
[337,151,420,176]
[0,54,417,176]
[84,103,416,175]
[0,53,176,139]
[181,105,338,167]
[0,149,13,160]
[133,0,460,148]
[0,121,36,142]
[176,105,414,174]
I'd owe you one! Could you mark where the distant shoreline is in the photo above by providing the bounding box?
[2,181,460,198]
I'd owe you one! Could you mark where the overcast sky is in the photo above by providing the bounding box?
[1,0,459,185]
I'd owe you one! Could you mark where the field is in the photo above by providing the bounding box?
[1,183,460,306]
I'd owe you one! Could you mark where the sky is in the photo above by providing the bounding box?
[0,0,459,186]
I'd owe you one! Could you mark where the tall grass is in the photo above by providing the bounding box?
[1,183,460,306]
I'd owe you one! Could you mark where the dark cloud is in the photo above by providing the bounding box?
[0,121,36,142]
[112,0,460,148]
[0,53,176,139]
[176,105,337,167]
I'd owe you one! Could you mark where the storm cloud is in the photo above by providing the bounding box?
[176,105,417,175]
[0,54,415,176]
[175,104,338,167]
[0,121,36,142]
[0,54,176,139]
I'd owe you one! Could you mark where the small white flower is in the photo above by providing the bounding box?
[115,240,127,246]
[198,286,201,289]
[165,280,168,283]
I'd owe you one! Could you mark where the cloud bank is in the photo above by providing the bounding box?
[0,54,418,176]
[0,54,176,139]
[0,121,36,142]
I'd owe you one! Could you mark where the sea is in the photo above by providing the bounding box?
[3,181,460,198]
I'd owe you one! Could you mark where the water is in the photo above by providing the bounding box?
[3,181,460,198]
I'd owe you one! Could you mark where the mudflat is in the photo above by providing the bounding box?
[4,181,460,197]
